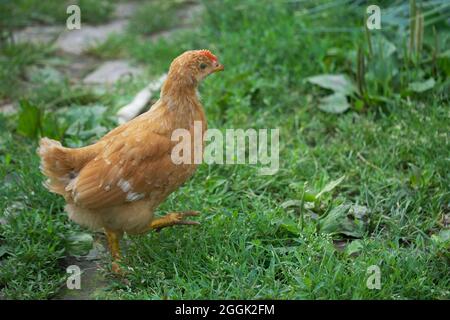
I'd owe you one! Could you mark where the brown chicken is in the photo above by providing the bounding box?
[38,50,224,273]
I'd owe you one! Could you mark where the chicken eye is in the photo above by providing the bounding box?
[199,63,207,70]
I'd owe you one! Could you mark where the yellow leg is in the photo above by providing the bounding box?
[104,229,123,274]
[149,211,200,232]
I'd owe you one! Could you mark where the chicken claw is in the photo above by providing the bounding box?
[150,211,201,231]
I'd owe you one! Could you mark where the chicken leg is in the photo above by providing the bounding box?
[105,229,123,274]
[104,212,199,274]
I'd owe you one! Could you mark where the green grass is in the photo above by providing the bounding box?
[0,130,70,299]
[0,0,449,299]
[0,42,52,101]
[127,0,184,36]
[0,0,117,100]
[0,0,114,29]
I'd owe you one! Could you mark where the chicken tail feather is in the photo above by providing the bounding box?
[38,138,76,196]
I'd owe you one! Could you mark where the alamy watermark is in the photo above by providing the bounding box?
[66,5,81,30]
[66,265,81,290]
[366,265,381,290]
[366,5,381,30]
[171,121,279,175]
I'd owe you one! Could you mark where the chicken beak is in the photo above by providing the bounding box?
[213,63,224,73]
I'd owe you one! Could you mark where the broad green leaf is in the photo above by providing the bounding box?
[17,100,41,138]
[62,105,112,145]
[307,74,355,95]
[408,78,436,93]
[281,200,302,208]
[319,204,369,238]
[281,194,316,209]
[274,219,300,235]
[41,112,64,140]
[0,245,9,258]
[29,66,64,84]
[345,240,363,256]
[65,232,94,256]
[431,229,450,244]
[372,34,396,57]
[317,93,350,114]
[366,34,398,88]
[316,175,346,198]
[280,221,300,235]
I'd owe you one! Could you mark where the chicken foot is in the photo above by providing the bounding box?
[149,211,201,231]
[104,212,199,274]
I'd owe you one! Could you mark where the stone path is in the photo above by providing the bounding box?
[114,2,140,19]
[2,1,204,115]
[52,239,109,300]
[12,25,62,45]
[0,103,15,114]
[2,2,142,114]
[57,20,128,55]
[60,54,100,82]
[83,60,141,84]
[12,2,138,49]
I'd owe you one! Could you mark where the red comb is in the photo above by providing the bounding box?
[199,49,217,62]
